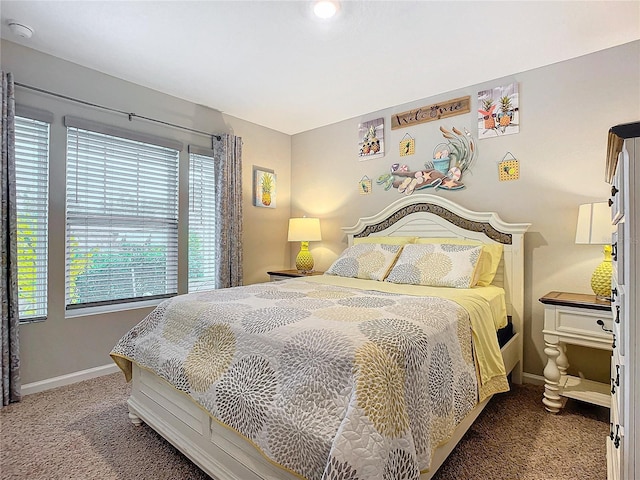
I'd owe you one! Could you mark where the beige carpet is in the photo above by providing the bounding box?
[1,373,608,480]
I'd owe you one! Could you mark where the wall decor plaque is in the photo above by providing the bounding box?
[391,96,471,130]
[498,152,520,181]
[358,175,372,195]
[399,133,415,156]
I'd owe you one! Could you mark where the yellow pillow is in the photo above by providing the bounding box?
[353,236,416,245]
[415,237,503,286]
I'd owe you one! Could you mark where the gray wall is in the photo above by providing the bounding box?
[1,40,293,384]
[3,38,639,386]
[290,41,640,381]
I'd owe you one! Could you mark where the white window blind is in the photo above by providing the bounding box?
[188,151,217,292]
[15,116,49,321]
[65,127,179,309]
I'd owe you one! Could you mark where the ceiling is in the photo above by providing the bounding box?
[1,1,639,135]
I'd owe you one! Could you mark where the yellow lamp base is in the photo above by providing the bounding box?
[296,241,315,273]
[591,245,612,301]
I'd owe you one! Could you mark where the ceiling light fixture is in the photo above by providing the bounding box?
[8,20,34,39]
[313,1,339,19]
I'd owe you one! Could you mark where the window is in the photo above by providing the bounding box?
[188,150,217,292]
[65,126,179,309]
[15,116,49,321]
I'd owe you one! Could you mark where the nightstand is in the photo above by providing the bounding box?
[540,291,613,413]
[267,269,324,281]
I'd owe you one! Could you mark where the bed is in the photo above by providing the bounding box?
[111,193,530,480]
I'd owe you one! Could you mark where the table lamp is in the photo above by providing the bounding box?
[575,202,612,300]
[288,217,322,273]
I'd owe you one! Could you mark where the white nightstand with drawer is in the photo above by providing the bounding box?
[540,291,613,413]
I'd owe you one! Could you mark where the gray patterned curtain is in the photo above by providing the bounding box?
[1,71,21,406]
[213,134,243,288]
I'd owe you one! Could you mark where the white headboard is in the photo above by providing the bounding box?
[343,194,530,361]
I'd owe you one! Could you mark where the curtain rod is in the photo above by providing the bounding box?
[15,82,222,143]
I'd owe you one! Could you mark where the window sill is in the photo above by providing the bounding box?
[65,297,166,319]
[19,316,47,325]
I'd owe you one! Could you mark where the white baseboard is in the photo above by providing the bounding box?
[21,363,120,396]
[522,372,545,385]
[20,365,545,396]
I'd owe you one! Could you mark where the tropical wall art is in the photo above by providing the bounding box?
[477,82,519,139]
[498,152,520,181]
[377,126,477,195]
[399,133,415,157]
[358,175,372,195]
[253,166,276,208]
[358,118,385,160]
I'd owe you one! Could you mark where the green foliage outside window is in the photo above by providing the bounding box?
[17,218,38,317]
[68,240,170,305]
[188,233,204,282]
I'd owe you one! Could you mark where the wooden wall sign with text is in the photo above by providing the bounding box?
[391,96,471,130]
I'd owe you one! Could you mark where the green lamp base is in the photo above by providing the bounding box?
[296,241,315,273]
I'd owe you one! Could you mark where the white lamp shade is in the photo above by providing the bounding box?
[575,202,611,245]
[288,217,322,242]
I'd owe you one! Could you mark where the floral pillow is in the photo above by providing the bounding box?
[325,243,403,281]
[385,243,482,288]
[415,237,503,286]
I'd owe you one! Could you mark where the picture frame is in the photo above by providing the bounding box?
[358,117,385,160]
[253,166,276,208]
[477,82,520,139]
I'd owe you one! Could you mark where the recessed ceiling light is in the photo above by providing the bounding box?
[313,1,339,19]
[7,20,34,39]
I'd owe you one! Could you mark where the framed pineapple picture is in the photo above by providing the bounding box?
[253,166,276,208]
[477,82,519,139]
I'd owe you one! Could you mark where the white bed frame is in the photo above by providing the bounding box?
[126,194,530,480]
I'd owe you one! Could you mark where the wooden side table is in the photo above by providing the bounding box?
[540,291,613,413]
[267,269,324,282]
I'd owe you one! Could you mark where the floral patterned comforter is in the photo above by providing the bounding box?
[111,277,499,480]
